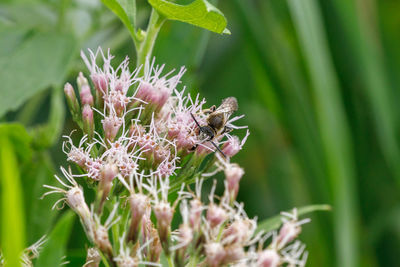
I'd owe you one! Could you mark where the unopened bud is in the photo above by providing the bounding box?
[154,202,174,254]
[222,136,241,157]
[224,164,244,201]
[148,228,162,263]
[114,255,138,267]
[189,199,203,230]
[103,116,122,142]
[94,225,113,259]
[82,105,94,140]
[128,193,149,243]
[64,83,80,121]
[66,187,94,241]
[77,72,94,106]
[97,164,118,213]
[77,72,89,90]
[277,221,302,248]
[206,204,227,229]
[222,245,245,265]
[91,73,108,94]
[85,248,101,267]
[257,249,281,267]
[205,242,226,267]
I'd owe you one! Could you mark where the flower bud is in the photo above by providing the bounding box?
[94,225,113,260]
[224,164,244,201]
[277,221,302,248]
[102,115,122,142]
[78,72,94,106]
[189,199,203,230]
[85,248,101,267]
[222,136,241,157]
[205,242,226,267]
[82,105,94,140]
[66,187,94,241]
[222,219,254,246]
[64,83,80,120]
[149,228,162,263]
[222,245,245,265]
[257,249,281,267]
[97,164,118,213]
[77,72,89,89]
[114,255,138,267]
[206,204,227,229]
[154,202,174,254]
[128,193,149,243]
[91,73,108,95]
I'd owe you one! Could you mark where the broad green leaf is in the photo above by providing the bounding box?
[0,31,76,117]
[0,124,30,267]
[256,204,331,233]
[35,211,75,266]
[101,0,136,37]
[148,0,229,34]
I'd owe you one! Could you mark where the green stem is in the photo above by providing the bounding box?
[166,254,175,267]
[136,9,166,70]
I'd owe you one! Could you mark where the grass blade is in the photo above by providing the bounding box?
[0,127,27,267]
[286,0,360,266]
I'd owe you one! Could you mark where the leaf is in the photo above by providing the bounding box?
[0,124,30,267]
[101,0,136,37]
[148,0,229,34]
[23,152,59,244]
[31,87,66,149]
[256,204,331,233]
[0,31,76,117]
[286,1,360,265]
[35,211,75,266]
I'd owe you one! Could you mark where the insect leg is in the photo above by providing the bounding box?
[190,113,202,128]
[210,141,226,159]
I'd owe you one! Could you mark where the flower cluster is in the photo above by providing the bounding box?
[43,48,310,267]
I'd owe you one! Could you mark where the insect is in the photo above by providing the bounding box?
[191,97,239,158]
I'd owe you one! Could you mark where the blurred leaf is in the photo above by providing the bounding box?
[287,0,360,266]
[101,0,136,37]
[23,152,59,244]
[0,3,57,30]
[31,87,66,149]
[0,31,76,117]
[36,211,75,266]
[0,124,30,267]
[333,0,400,186]
[148,0,229,34]
[256,204,331,233]
[0,123,32,162]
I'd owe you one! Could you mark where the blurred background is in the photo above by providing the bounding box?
[1,0,400,266]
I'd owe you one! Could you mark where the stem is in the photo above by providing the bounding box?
[136,9,166,70]
[166,254,175,267]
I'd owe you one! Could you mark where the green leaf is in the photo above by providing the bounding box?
[0,124,30,267]
[256,204,331,233]
[31,87,66,149]
[0,31,76,117]
[101,0,136,37]
[35,211,75,266]
[148,0,229,34]
[286,0,360,265]
[23,152,59,244]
